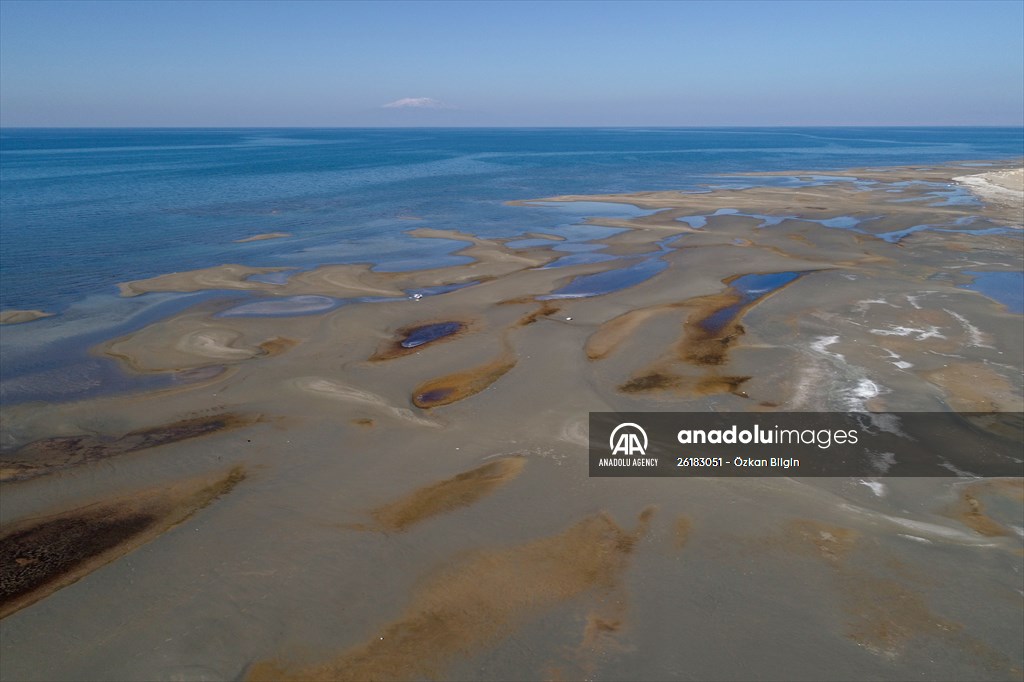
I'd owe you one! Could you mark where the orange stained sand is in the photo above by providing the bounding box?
[247,509,653,682]
[368,457,526,532]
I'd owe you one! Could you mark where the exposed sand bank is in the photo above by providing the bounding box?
[118,230,558,300]
[0,310,53,325]
[954,167,1024,209]
[234,232,292,243]
[1,160,1021,681]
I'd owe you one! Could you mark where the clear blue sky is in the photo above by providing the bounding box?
[1,0,1022,127]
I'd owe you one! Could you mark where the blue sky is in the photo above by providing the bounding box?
[1,0,1022,127]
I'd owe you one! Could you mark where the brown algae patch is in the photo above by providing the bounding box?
[2,413,258,482]
[247,509,652,682]
[363,457,526,532]
[0,467,245,619]
[411,349,516,409]
[369,320,469,361]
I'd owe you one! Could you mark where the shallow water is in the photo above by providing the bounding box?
[701,271,806,334]
[4,128,1021,315]
[961,271,1024,313]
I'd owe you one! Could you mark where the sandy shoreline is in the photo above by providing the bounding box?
[1,160,1022,681]
[954,168,1024,209]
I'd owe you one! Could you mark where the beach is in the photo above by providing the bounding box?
[1,152,1023,681]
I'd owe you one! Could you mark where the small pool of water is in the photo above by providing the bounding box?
[541,257,669,299]
[701,271,807,334]
[401,321,465,348]
[959,271,1024,313]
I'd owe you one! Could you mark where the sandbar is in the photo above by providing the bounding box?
[234,232,293,242]
[0,309,53,325]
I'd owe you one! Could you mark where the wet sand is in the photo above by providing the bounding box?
[0,160,1022,681]
[0,310,53,325]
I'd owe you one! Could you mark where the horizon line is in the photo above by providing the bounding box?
[3,124,1023,130]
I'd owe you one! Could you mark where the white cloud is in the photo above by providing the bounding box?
[381,97,453,110]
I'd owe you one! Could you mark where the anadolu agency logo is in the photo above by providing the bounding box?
[609,422,648,456]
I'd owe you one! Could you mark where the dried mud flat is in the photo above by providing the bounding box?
[1,161,1022,681]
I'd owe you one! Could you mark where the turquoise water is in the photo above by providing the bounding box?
[1,127,1022,403]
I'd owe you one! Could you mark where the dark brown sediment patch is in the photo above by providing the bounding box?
[369,320,469,362]
[363,457,526,532]
[495,295,538,305]
[616,272,808,397]
[1,413,259,482]
[677,293,746,366]
[246,508,653,682]
[619,371,683,393]
[258,337,298,356]
[677,271,810,367]
[0,466,245,619]
[618,370,750,398]
[351,418,374,427]
[516,301,561,326]
[411,345,516,409]
[947,480,1024,537]
[952,491,1008,537]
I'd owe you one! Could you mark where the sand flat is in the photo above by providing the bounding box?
[1,160,1021,681]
